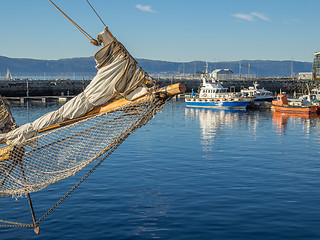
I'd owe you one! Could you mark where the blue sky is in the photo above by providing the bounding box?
[1,0,319,62]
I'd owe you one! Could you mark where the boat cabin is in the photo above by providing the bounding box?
[272,94,288,106]
[200,83,229,98]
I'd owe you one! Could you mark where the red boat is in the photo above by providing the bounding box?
[272,94,318,114]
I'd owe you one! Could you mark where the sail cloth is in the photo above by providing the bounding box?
[0,97,18,134]
[0,28,150,146]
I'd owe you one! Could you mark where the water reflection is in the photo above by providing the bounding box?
[272,111,319,136]
[9,101,63,125]
[185,108,248,152]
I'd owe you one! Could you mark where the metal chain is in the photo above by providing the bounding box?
[0,220,33,228]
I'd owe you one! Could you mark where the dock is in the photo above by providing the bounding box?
[4,96,74,103]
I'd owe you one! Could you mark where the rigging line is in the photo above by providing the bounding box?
[48,0,91,40]
[86,0,107,28]
[48,0,99,46]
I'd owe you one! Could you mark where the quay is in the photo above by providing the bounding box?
[0,79,90,98]
[4,96,75,103]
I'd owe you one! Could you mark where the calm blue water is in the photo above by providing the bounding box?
[1,99,320,239]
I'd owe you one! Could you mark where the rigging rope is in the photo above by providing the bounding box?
[86,0,107,28]
[48,0,100,46]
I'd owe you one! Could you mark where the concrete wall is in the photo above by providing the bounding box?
[0,79,91,97]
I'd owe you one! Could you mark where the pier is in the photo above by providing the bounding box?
[0,79,90,98]
[4,96,75,103]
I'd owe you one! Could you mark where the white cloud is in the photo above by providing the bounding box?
[233,12,270,22]
[136,4,155,13]
[233,13,254,21]
[251,12,270,21]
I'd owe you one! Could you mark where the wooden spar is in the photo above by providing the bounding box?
[0,83,186,148]
[156,82,187,97]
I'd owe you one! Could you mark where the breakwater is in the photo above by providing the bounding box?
[0,79,91,97]
[0,78,319,98]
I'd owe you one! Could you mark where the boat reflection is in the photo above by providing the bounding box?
[272,111,319,134]
[185,108,248,152]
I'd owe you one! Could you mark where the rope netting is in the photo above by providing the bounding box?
[0,95,167,198]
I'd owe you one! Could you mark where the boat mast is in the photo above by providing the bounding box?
[202,62,209,86]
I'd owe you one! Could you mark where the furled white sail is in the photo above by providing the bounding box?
[0,28,150,145]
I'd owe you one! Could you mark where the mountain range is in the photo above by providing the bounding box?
[0,55,313,78]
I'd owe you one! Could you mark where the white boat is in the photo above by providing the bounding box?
[241,82,274,102]
[311,86,320,100]
[5,69,12,80]
[185,66,253,109]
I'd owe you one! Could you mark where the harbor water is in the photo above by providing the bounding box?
[1,99,320,239]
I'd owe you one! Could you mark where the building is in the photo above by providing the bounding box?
[211,69,233,81]
[312,52,320,80]
[298,72,312,80]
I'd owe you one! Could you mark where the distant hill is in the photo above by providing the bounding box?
[0,55,313,78]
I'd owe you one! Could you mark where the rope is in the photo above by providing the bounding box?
[48,0,99,46]
[86,0,107,28]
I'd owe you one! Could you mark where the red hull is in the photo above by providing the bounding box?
[272,104,318,114]
[272,94,319,114]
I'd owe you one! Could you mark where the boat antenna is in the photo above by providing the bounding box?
[85,0,107,28]
[48,0,100,46]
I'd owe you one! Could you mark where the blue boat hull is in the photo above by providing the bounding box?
[185,100,250,109]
